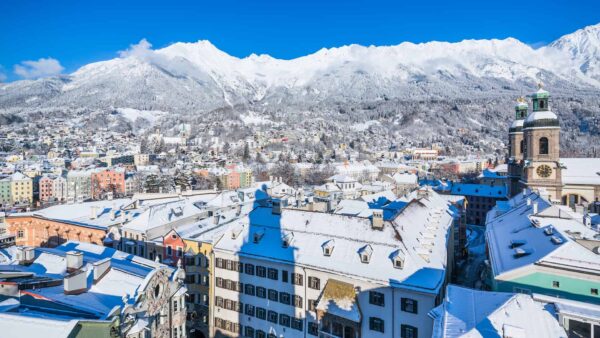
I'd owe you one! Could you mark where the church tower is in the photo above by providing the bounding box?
[507,97,528,197]
[520,84,563,201]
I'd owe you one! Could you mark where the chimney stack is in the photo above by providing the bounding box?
[272,200,282,215]
[90,206,98,220]
[92,257,111,283]
[16,246,35,265]
[533,202,538,214]
[213,213,220,225]
[66,251,83,272]
[372,209,384,230]
[64,269,88,295]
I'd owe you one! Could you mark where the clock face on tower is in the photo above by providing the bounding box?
[536,164,553,178]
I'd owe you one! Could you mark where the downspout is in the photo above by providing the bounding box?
[303,266,308,338]
[392,287,395,338]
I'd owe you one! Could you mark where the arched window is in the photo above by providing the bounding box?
[539,137,549,155]
[519,139,524,154]
[539,100,545,109]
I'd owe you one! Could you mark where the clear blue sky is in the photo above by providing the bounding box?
[1,0,599,81]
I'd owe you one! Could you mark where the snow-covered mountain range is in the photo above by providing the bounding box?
[1,23,600,154]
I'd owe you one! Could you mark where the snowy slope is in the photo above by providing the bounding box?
[2,23,600,115]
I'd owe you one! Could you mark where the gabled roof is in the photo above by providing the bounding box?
[485,191,600,279]
[430,285,566,338]
[560,158,600,186]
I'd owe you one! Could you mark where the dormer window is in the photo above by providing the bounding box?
[510,239,527,249]
[513,247,532,258]
[358,244,373,264]
[282,232,294,248]
[544,226,554,236]
[390,249,405,269]
[253,229,265,244]
[322,239,335,256]
[231,224,244,239]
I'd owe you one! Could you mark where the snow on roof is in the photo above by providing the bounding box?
[510,119,524,129]
[359,190,397,205]
[524,110,558,123]
[392,172,418,185]
[0,312,79,338]
[214,188,453,293]
[9,172,29,181]
[24,198,135,230]
[560,158,600,185]
[0,241,169,317]
[485,191,600,279]
[328,174,357,183]
[122,194,216,233]
[430,285,566,338]
[333,200,370,217]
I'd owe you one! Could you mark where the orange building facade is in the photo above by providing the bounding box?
[91,169,125,199]
[6,215,107,248]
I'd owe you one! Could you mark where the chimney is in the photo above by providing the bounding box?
[272,200,282,215]
[532,202,538,214]
[526,198,531,206]
[372,209,384,230]
[90,206,98,220]
[64,269,88,295]
[522,188,527,197]
[213,213,220,225]
[16,246,35,265]
[236,204,242,216]
[92,257,111,283]
[176,185,182,195]
[66,251,83,272]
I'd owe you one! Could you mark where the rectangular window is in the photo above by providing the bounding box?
[268,289,278,301]
[245,263,255,275]
[256,330,266,338]
[167,246,172,255]
[267,310,278,323]
[256,307,266,320]
[225,260,233,270]
[215,296,224,308]
[308,276,320,290]
[245,284,255,296]
[369,317,384,333]
[267,268,278,280]
[244,327,255,338]
[293,295,303,308]
[291,318,303,331]
[245,304,255,316]
[369,291,385,306]
[216,277,223,288]
[282,270,289,283]
[401,298,418,314]
[309,299,317,312]
[308,322,318,336]
[279,292,291,305]
[215,257,223,268]
[401,324,418,338]
[256,266,266,277]
[279,314,291,327]
[236,261,243,272]
[256,287,266,298]
[292,272,303,285]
